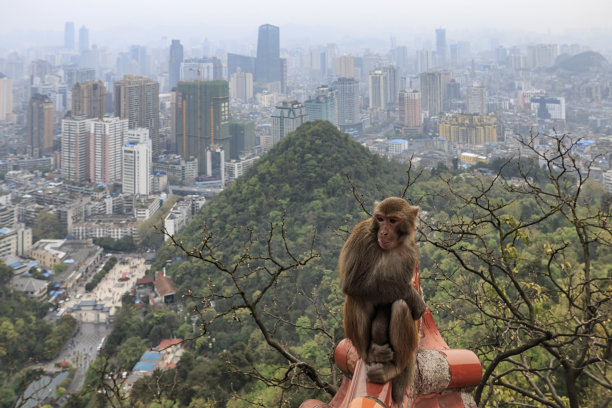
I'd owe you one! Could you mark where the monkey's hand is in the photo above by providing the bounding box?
[369,343,394,363]
[366,362,401,383]
[406,287,427,320]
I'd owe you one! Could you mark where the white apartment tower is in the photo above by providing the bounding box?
[369,70,388,110]
[466,85,487,115]
[62,115,95,182]
[89,117,128,185]
[122,132,151,195]
[0,73,13,122]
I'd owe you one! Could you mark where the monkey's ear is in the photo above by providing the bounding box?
[408,205,419,219]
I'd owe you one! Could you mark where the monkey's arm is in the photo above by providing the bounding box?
[374,280,426,320]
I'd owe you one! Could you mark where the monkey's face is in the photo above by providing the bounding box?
[375,213,402,250]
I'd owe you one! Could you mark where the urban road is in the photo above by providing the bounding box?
[29,254,149,406]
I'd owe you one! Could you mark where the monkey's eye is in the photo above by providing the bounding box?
[376,216,384,222]
[389,218,400,224]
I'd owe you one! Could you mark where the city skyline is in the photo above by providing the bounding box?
[1,0,611,52]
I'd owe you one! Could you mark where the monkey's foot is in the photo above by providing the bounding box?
[366,362,400,384]
[368,343,394,363]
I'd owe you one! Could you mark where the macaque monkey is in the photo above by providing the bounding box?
[339,197,426,403]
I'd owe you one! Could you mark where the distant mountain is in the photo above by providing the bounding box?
[554,51,609,72]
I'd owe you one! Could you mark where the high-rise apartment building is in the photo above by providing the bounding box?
[123,128,151,195]
[62,116,95,182]
[368,70,387,110]
[72,80,106,119]
[271,101,308,145]
[438,113,498,145]
[0,73,13,122]
[435,28,447,67]
[174,81,230,175]
[332,77,361,131]
[169,40,183,91]
[89,117,127,185]
[304,86,338,127]
[383,65,401,107]
[27,94,54,157]
[255,24,281,83]
[65,68,96,89]
[416,49,433,74]
[466,85,487,115]
[114,75,160,156]
[336,56,355,78]
[229,68,254,103]
[79,26,89,53]
[64,22,75,51]
[420,71,443,117]
[398,90,422,133]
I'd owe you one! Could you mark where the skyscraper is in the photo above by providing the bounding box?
[89,117,128,185]
[368,70,387,110]
[336,56,355,78]
[27,94,54,157]
[255,24,281,83]
[229,68,254,103]
[122,128,151,195]
[332,77,361,131]
[169,40,183,91]
[62,116,94,182]
[304,86,338,127]
[420,71,443,117]
[0,73,13,122]
[72,80,106,119]
[466,85,487,115]
[174,81,230,175]
[435,28,447,67]
[271,101,308,145]
[79,26,89,53]
[398,90,422,133]
[64,22,75,51]
[114,75,160,156]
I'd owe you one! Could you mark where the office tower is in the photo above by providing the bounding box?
[368,70,387,110]
[62,115,94,182]
[255,24,281,83]
[419,71,442,117]
[336,56,355,78]
[383,65,400,107]
[332,77,361,131]
[271,101,308,145]
[79,26,89,53]
[169,40,183,91]
[230,68,254,103]
[64,22,75,51]
[114,75,160,156]
[0,73,13,122]
[435,28,447,67]
[174,81,230,175]
[89,117,127,185]
[27,94,54,157]
[227,53,256,78]
[416,49,432,74]
[72,80,106,119]
[123,128,151,195]
[180,58,223,81]
[438,114,498,144]
[304,86,338,127]
[398,90,422,132]
[280,58,287,94]
[466,85,487,115]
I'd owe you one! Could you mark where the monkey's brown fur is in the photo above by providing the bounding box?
[339,197,426,403]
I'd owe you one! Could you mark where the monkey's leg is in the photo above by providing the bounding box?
[390,354,416,403]
[368,304,394,363]
[343,297,375,360]
[388,299,418,370]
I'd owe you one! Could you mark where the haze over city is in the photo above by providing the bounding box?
[2,0,612,51]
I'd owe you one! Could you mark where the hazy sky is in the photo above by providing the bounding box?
[2,0,612,50]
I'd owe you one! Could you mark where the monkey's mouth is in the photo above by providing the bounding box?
[378,238,394,249]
